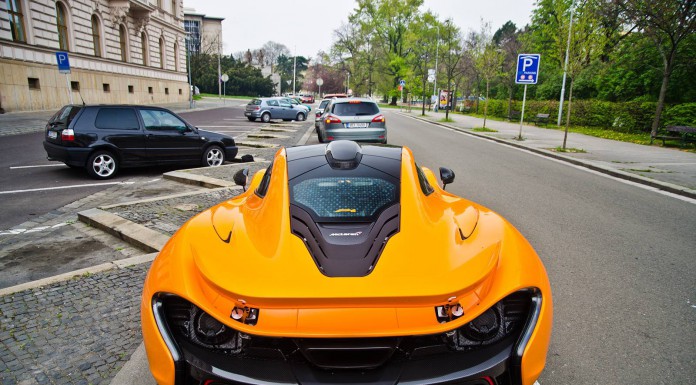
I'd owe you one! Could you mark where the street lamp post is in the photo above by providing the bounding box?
[186,34,193,109]
[433,25,439,112]
[292,46,297,95]
[558,2,574,125]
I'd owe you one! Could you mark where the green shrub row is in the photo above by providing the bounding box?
[460,99,696,133]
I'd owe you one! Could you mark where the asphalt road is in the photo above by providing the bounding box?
[364,110,695,383]
[0,104,254,230]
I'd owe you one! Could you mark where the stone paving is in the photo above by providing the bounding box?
[0,265,148,385]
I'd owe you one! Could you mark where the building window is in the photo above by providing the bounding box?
[91,15,102,57]
[165,88,169,95]
[173,42,179,71]
[159,37,165,69]
[71,81,80,91]
[128,85,134,93]
[55,2,69,50]
[103,83,110,93]
[119,25,128,62]
[141,32,149,66]
[184,20,200,53]
[171,0,177,15]
[7,0,27,42]
[28,78,40,90]
[148,86,153,94]
[179,88,182,95]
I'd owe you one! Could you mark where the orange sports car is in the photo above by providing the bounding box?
[141,140,552,385]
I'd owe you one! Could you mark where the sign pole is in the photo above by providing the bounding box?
[518,84,527,140]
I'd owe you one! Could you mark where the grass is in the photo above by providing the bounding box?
[552,146,587,153]
[472,127,498,132]
[439,117,455,123]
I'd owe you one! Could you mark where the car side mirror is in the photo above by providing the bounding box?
[439,167,455,190]
[233,168,249,191]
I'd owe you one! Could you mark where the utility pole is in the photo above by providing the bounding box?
[558,2,574,126]
[217,37,221,100]
[186,34,193,109]
[292,46,297,95]
[433,25,439,112]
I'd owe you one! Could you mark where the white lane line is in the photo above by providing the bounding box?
[0,181,135,195]
[0,222,67,236]
[10,164,66,169]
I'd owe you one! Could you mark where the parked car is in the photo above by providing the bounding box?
[317,97,386,143]
[140,140,553,385]
[283,96,312,112]
[43,105,238,180]
[245,97,308,123]
[300,94,315,104]
[314,98,331,129]
[323,93,348,99]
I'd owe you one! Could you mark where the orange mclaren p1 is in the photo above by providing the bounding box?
[141,140,552,385]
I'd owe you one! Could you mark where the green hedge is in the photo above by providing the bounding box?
[464,99,696,133]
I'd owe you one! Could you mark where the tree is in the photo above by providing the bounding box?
[439,19,464,120]
[276,55,309,94]
[407,13,439,115]
[261,41,290,72]
[494,21,523,116]
[616,0,696,138]
[473,22,504,128]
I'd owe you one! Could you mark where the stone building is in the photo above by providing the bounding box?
[182,7,222,55]
[0,0,189,112]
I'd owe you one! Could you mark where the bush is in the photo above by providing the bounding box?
[663,103,696,127]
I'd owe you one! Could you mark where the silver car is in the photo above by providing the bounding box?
[317,98,386,144]
[314,98,331,129]
[244,97,308,123]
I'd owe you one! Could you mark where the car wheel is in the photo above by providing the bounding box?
[318,130,325,143]
[203,145,225,167]
[261,112,271,123]
[296,112,306,121]
[86,150,118,180]
[247,117,256,122]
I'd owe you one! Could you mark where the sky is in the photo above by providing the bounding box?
[186,0,538,59]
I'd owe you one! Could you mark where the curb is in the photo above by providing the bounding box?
[163,170,236,188]
[78,208,169,252]
[0,252,157,296]
[400,112,696,200]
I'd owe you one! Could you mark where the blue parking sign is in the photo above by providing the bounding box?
[516,54,540,84]
[56,51,71,74]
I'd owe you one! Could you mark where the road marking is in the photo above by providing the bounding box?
[10,164,66,169]
[197,126,250,129]
[0,222,67,236]
[0,181,135,195]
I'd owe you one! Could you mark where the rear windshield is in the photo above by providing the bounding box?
[249,99,262,105]
[50,106,82,126]
[332,102,379,116]
[291,176,398,222]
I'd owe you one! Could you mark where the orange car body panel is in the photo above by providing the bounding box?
[141,147,552,385]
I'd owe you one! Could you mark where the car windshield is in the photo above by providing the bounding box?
[291,176,398,221]
[319,100,330,109]
[332,102,379,116]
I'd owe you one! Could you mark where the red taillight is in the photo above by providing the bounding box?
[61,129,75,141]
[372,114,385,123]
[325,115,342,124]
[254,106,260,111]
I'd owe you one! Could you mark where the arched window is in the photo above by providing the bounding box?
[91,15,102,57]
[55,2,69,50]
[7,0,27,42]
[141,32,149,66]
[119,25,128,62]
[159,37,165,69]
[173,42,179,71]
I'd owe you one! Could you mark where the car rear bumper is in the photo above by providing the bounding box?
[325,127,387,142]
[244,111,263,118]
[43,141,90,167]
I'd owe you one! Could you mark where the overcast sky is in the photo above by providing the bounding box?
[185,0,537,59]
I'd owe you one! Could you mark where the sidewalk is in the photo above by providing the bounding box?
[397,109,696,197]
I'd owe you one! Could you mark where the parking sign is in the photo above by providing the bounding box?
[55,52,71,74]
[516,54,540,84]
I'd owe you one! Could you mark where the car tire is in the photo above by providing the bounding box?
[318,130,325,143]
[247,117,256,122]
[296,112,306,121]
[261,112,271,123]
[203,145,225,167]
[86,150,118,180]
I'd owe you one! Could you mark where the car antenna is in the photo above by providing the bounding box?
[77,88,86,106]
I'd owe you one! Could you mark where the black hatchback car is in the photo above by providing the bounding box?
[43,105,238,179]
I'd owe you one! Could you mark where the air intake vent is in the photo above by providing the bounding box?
[296,337,399,369]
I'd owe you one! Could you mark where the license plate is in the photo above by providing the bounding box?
[345,123,368,128]
[244,112,250,116]
[48,131,57,139]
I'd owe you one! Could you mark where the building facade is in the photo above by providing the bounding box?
[182,7,222,55]
[0,0,190,112]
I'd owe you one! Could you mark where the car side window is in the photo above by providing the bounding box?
[279,100,291,108]
[268,100,279,107]
[139,109,187,131]
[95,108,139,130]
